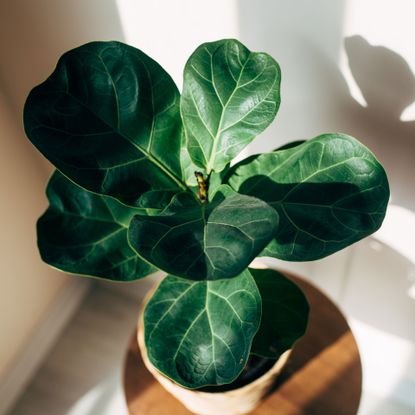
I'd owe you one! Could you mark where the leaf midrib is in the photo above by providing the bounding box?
[205,50,250,173]
[171,281,246,378]
[205,48,277,173]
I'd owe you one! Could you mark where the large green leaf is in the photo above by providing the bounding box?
[24,41,187,205]
[37,171,156,281]
[144,270,261,388]
[181,39,281,173]
[128,185,279,280]
[249,268,309,359]
[228,134,390,261]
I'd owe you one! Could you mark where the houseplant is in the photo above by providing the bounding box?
[23,39,389,414]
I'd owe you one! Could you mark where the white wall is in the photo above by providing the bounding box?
[115,0,240,88]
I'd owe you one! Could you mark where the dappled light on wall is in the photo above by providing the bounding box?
[114,0,240,87]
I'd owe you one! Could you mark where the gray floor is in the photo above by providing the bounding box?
[10,280,152,415]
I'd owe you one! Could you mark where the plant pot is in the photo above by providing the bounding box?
[137,287,291,415]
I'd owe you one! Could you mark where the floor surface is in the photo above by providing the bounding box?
[11,283,143,415]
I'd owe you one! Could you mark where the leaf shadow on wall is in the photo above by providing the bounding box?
[343,35,415,211]
[339,35,415,341]
[317,36,415,415]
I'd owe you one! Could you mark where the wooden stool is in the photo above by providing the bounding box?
[123,273,362,415]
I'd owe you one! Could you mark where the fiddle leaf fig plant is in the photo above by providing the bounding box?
[24,39,389,389]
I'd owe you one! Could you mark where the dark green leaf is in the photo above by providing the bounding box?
[24,41,187,205]
[37,170,156,281]
[228,133,390,261]
[181,39,281,173]
[128,185,279,280]
[249,268,309,358]
[144,269,261,388]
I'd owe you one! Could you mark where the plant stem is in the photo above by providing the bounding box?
[195,172,209,203]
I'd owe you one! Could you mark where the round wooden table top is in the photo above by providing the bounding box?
[123,272,362,415]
